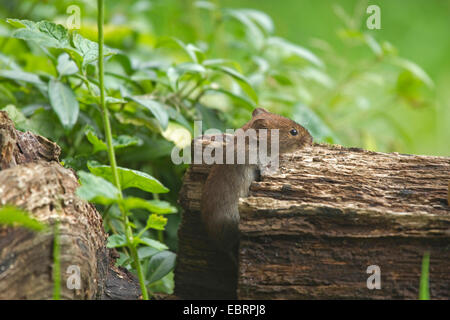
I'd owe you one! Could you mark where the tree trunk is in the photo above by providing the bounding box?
[175,140,450,299]
[0,111,140,299]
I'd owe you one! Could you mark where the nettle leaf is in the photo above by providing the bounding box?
[107,234,127,248]
[209,65,258,103]
[145,214,167,231]
[266,37,324,68]
[85,129,142,153]
[0,206,46,232]
[76,171,121,205]
[127,96,169,130]
[7,19,70,48]
[121,197,177,214]
[48,79,79,130]
[147,251,176,284]
[87,161,169,194]
[85,129,107,153]
[7,19,116,69]
[56,53,78,77]
[72,32,116,68]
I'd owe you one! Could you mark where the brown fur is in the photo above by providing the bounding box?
[201,108,312,254]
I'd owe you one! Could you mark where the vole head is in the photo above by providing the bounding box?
[246,108,313,153]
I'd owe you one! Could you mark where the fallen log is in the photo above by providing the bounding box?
[175,140,450,299]
[0,111,140,299]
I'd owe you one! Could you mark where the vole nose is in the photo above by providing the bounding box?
[301,135,313,147]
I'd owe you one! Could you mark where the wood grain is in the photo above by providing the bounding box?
[175,142,450,299]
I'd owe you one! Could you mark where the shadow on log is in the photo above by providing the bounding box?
[0,111,140,299]
[175,139,450,299]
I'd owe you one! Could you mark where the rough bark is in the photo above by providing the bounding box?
[175,141,450,299]
[0,111,140,299]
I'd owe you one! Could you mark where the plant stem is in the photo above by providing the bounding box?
[419,251,430,300]
[52,220,61,300]
[97,0,149,300]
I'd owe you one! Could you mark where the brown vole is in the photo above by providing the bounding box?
[200,108,312,260]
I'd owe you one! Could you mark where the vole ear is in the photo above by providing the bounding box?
[251,118,268,129]
[252,108,269,117]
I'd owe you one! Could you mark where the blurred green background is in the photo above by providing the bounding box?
[223,0,450,156]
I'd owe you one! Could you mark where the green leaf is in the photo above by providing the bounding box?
[266,37,324,68]
[48,79,79,130]
[239,9,274,34]
[138,247,159,259]
[127,96,169,130]
[87,161,169,194]
[2,104,31,131]
[395,70,429,106]
[8,19,70,48]
[419,252,430,300]
[0,69,47,87]
[7,20,115,69]
[0,206,46,232]
[76,171,121,205]
[147,251,176,284]
[86,129,142,153]
[72,32,116,68]
[165,106,192,132]
[107,234,127,248]
[85,129,107,153]
[391,57,434,88]
[121,197,177,214]
[145,214,167,231]
[176,62,207,76]
[56,53,78,77]
[138,237,168,251]
[209,65,258,103]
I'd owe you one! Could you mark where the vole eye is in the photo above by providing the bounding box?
[290,129,298,136]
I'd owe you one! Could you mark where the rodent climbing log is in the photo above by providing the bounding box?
[175,139,450,299]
